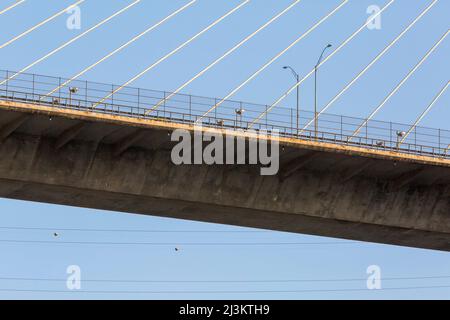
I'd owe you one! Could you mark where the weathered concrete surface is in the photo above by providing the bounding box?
[0,102,449,251]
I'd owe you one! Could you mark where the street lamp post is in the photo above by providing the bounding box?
[314,44,332,139]
[283,66,300,135]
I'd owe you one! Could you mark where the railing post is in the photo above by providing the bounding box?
[438,129,441,150]
[163,91,166,117]
[137,88,140,109]
[111,84,114,106]
[85,80,88,108]
[5,70,9,96]
[365,120,368,142]
[32,74,35,100]
[265,105,268,129]
[240,101,243,128]
[214,98,218,121]
[290,108,293,135]
[390,122,393,148]
[189,95,192,121]
[415,127,417,147]
[58,77,62,104]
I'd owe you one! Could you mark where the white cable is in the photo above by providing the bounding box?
[0,0,26,15]
[197,0,349,123]
[0,0,141,87]
[42,0,196,99]
[0,0,86,49]
[248,0,396,128]
[146,0,303,115]
[301,0,438,134]
[91,0,250,109]
[350,29,449,140]
[399,81,449,146]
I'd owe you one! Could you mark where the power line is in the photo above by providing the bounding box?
[0,275,449,284]
[0,226,266,233]
[248,0,396,128]
[0,0,86,49]
[0,239,363,246]
[41,0,197,99]
[0,285,449,294]
[0,0,26,16]
[91,0,251,109]
[0,0,141,87]
[400,81,449,146]
[301,0,439,134]
[351,29,449,140]
[145,0,304,115]
[196,0,349,123]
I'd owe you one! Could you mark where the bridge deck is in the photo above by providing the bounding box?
[0,71,449,251]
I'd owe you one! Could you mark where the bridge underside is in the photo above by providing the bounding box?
[0,100,449,251]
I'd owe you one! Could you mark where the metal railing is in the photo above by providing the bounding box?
[0,69,449,159]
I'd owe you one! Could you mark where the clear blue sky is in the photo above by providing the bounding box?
[0,0,449,299]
